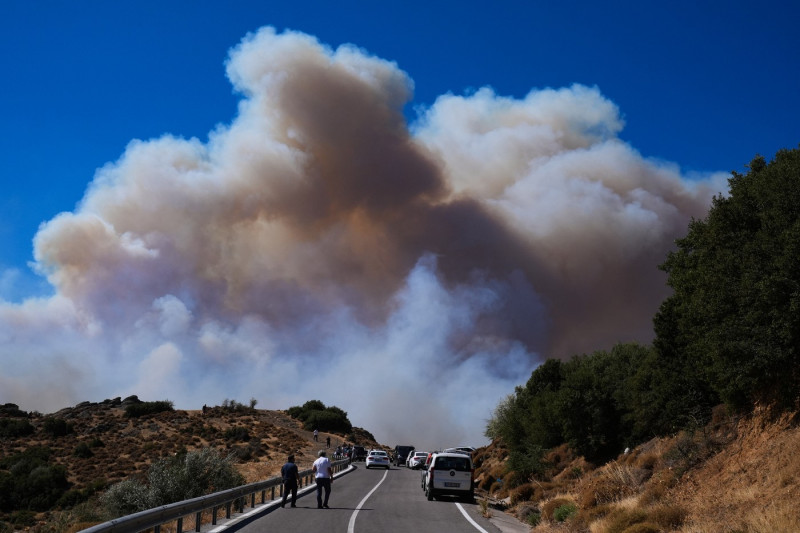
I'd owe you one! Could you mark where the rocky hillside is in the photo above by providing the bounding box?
[472,405,800,532]
[0,397,381,531]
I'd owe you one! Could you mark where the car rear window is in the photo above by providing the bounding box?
[434,456,471,471]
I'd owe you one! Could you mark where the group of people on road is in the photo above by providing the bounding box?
[280,450,334,509]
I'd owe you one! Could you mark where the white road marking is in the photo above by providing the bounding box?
[347,469,389,533]
[455,502,490,533]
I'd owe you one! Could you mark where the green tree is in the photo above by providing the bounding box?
[655,147,800,410]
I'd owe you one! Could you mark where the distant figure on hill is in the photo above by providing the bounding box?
[326,436,331,448]
[280,454,299,508]
[313,428,319,442]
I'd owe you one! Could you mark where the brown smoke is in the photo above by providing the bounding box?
[0,28,728,448]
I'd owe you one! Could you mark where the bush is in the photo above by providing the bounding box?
[102,448,245,516]
[0,418,35,438]
[603,508,649,533]
[0,447,70,512]
[223,427,250,441]
[124,400,174,418]
[73,443,93,458]
[42,417,74,437]
[553,503,577,522]
[542,497,574,521]
[647,503,687,529]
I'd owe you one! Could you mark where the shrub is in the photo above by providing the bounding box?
[621,524,662,533]
[73,443,93,458]
[124,400,174,418]
[541,497,574,521]
[0,446,70,512]
[553,503,577,522]
[0,418,35,438]
[648,503,687,529]
[603,508,648,533]
[42,417,74,437]
[223,427,250,441]
[509,483,535,505]
[102,448,244,517]
[526,510,542,526]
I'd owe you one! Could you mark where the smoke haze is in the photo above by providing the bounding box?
[0,28,727,450]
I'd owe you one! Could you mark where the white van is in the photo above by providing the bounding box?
[423,452,474,502]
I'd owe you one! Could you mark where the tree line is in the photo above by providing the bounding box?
[487,147,800,478]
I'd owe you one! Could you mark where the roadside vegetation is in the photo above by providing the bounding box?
[480,147,800,531]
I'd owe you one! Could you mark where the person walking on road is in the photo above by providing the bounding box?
[280,454,299,508]
[312,450,333,509]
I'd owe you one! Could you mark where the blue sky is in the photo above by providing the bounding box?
[2,1,798,291]
[1,1,798,445]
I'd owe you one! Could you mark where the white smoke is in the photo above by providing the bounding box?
[0,27,728,450]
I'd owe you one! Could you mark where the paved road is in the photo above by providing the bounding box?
[223,464,517,533]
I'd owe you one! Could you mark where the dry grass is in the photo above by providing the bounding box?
[476,406,800,533]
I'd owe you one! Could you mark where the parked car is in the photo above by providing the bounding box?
[422,452,474,502]
[351,445,368,462]
[443,447,475,456]
[393,445,415,466]
[408,451,429,469]
[365,450,391,469]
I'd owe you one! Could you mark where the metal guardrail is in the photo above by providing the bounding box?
[80,459,350,533]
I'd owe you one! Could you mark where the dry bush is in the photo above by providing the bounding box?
[579,463,649,508]
[540,496,576,521]
[618,523,661,533]
[509,483,536,505]
[636,482,665,507]
[599,507,648,533]
[646,503,687,530]
[635,452,658,471]
[743,500,800,533]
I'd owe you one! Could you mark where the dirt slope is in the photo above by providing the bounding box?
[0,397,381,493]
[473,406,800,532]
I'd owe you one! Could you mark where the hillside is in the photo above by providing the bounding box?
[0,397,381,530]
[472,405,800,532]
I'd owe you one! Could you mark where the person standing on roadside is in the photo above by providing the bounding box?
[312,450,333,509]
[280,454,299,508]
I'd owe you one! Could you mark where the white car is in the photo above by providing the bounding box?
[365,450,390,469]
[408,451,429,469]
[423,452,474,502]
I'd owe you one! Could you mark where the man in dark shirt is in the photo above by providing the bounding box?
[280,454,300,508]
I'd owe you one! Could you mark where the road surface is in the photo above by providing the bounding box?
[220,464,523,533]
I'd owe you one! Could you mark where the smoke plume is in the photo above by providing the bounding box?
[0,28,727,449]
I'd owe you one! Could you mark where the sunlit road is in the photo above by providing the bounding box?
[226,464,504,533]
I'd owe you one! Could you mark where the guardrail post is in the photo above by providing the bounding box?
[261,489,266,503]
[226,501,232,519]
[154,525,160,533]
[195,512,202,532]
[177,517,183,533]
[212,506,218,525]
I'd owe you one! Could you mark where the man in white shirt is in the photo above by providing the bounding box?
[312,450,333,509]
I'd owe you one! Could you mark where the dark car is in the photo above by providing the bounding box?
[393,445,415,466]
[351,445,368,462]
